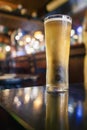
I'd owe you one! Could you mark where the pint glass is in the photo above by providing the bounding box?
[44,14,72,92]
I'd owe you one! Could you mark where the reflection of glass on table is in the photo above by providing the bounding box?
[45,91,69,130]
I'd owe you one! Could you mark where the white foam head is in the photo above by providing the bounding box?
[44,14,72,24]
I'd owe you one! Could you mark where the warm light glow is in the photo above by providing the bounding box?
[19,41,24,46]
[17,4,22,9]
[21,8,27,15]
[32,11,37,17]
[34,31,43,41]
[33,96,42,110]
[0,1,18,11]
[73,35,78,40]
[25,36,31,43]
[3,90,10,96]
[17,89,23,96]
[46,0,68,11]
[14,96,19,103]
[24,94,30,103]
[24,88,31,103]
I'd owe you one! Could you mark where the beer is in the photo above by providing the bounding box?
[44,14,72,92]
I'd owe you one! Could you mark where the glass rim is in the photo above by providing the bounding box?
[44,14,72,24]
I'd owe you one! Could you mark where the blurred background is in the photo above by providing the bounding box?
[0,0,86,58]
[0,0,87,85]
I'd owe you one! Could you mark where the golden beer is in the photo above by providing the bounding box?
[44,14,72,92]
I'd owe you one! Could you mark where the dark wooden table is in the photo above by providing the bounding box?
[0,83,86,130]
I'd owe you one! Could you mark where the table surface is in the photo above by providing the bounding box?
[0,83,87,130]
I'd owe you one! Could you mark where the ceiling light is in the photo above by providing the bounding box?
[46,0,68,12]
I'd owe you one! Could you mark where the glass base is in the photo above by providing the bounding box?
[46,83,68,93]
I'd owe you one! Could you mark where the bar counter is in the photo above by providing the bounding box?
[0,83,87,130]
